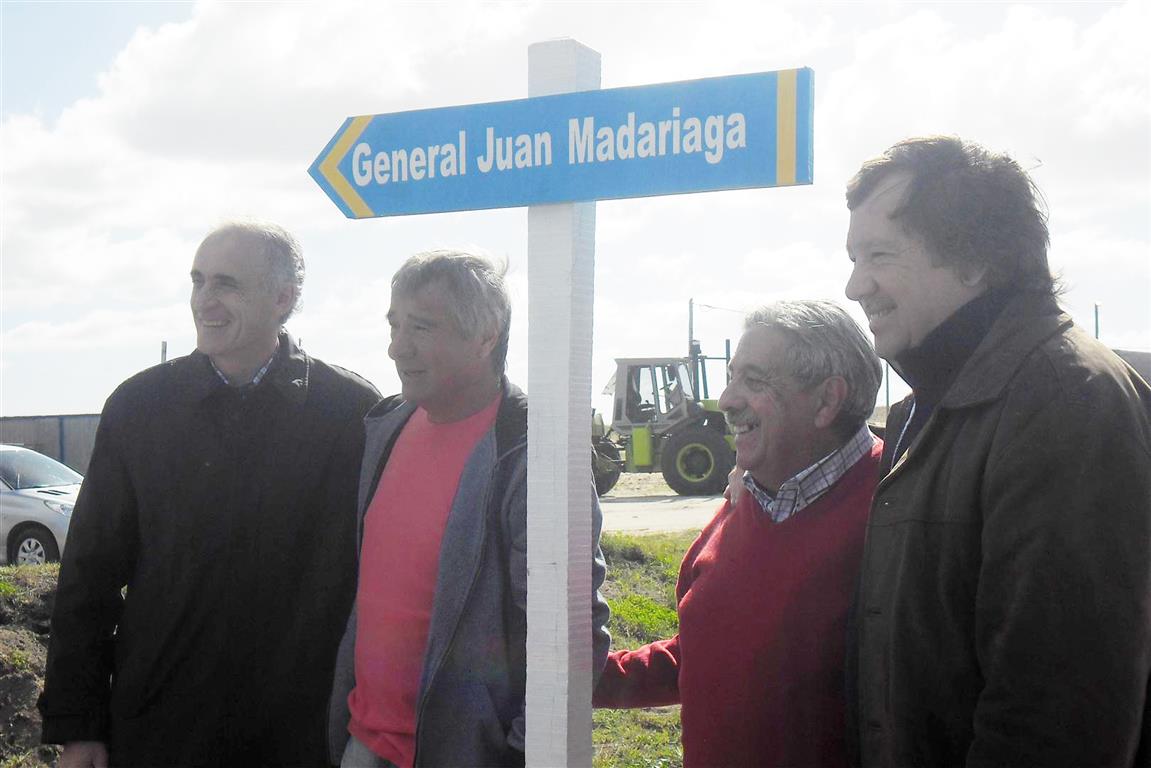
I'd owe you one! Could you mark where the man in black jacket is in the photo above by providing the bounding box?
[844,136,1151,766]
[39,221,380,767]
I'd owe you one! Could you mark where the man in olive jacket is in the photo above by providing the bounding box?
[39,222,380,767]
[843,136,1151,766]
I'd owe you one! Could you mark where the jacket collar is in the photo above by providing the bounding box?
[893,288,1012,409]
[492,380,527,456]
[178,332,311,406]
[940,292,1071,409]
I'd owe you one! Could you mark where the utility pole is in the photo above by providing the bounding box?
[1094,303,1101,339]
[161,341,167,363]
[884,362,891,410]
[725,338,732,385]
[688,297,694,359]
[688,297,695,390]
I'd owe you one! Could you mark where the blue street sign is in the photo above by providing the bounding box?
[310,68,813,218]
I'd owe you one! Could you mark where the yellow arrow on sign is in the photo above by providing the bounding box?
[317,115,375,219]
[775,68,798,186]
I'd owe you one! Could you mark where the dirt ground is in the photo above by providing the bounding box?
[603,471,675,498]
[0,565,61,768]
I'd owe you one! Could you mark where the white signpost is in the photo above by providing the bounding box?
[524,40,601,767]
[310,40,813,766]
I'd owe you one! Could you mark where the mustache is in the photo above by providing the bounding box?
[724,411,756,429]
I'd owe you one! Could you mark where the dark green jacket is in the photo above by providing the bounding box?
[852,293,1151,766]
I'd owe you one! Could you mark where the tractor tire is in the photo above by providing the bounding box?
[661,426,733,496]
[592,443,623,496]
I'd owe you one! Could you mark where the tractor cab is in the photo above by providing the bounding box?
[608,358,700,434]
[595,357,734,496]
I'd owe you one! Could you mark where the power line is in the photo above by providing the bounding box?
[694,302,748,314]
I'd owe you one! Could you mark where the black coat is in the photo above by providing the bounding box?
[39,334,380,767]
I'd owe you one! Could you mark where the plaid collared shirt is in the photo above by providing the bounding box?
[742,423,878,524]
[210,352,277,388]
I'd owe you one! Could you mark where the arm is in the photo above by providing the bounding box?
[590,488,611,685]
[594,507,721,709]
[591,484,681,708]
[593,637,683,708]
[38,397,137,746]
[967,372,1151,766]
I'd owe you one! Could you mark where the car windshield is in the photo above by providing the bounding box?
[0,448,82,490]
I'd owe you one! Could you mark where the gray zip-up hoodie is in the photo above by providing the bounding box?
[329,382,611,767]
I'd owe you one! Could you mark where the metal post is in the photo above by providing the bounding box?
[1094,303,1101,340]
[885,362,891,410]
[161,341,168,363]
[525,38,600,768]
[688,298,694,359]
[688,298,696,392]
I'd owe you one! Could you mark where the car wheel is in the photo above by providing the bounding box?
[661,426,734,496]
[9,525,60,565]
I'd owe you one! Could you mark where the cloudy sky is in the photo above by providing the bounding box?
[2,0,1148,418]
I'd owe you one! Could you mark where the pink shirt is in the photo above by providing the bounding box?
[348,396,500,767]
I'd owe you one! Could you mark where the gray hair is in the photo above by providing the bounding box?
[392,250,511,374]
[744,300,881,436]
[199,220,305,324]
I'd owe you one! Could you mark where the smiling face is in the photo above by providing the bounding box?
[718,326,824,492]
[387,280,500,423]
[190,233,292,382]
[845,171,986,361]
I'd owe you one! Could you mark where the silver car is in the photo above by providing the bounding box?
[0,444,81,564]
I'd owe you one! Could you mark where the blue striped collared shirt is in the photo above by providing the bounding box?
[210,352,277,388]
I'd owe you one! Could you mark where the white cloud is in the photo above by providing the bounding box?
[1,1,1147,415]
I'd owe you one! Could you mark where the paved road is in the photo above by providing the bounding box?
[600,493,723,533]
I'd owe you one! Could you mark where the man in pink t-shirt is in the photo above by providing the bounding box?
[328,250,610,768]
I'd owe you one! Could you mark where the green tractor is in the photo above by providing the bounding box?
[592,356,734,496]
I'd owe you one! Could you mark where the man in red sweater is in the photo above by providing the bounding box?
[594,299,883,768]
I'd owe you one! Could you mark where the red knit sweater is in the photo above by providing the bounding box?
[594,442,881,768]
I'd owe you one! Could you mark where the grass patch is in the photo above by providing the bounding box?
[0,746,59,768]
[593,707,683,768]
[598,531,696,647]
[0,564,58,619]
[0,564,61,767]
[594,530,698,768]
[607,594,678,644]
[0,564,59,593]
[1,649,30,671]
[1,750,41,768]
